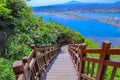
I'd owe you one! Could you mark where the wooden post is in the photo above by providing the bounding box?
[96,41,111,80]
[31,44,36,49]
[79,43,86,80]
[22,56,29,80]
[31,44,39,77]
[12,61,24,79]
[31,44,36,58]
[22,56,28,65]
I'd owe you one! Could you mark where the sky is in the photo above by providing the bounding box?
[26,0,120,6]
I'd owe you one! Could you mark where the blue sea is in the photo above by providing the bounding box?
[34,12,120,46]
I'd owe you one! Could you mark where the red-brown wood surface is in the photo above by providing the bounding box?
[12,41,120,80]
[68,41,120,80]
[13,45,59,80]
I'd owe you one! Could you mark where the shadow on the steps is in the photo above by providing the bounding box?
[40,46,66,80]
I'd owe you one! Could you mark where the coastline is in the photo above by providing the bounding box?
[34,12,85,18]
[90,37,120,47]
[92,18,120,28]
[34,12,120,46]
[34,12,120,28]
[58,13,84,19]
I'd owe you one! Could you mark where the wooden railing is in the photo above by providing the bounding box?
[68,41,120,80]
[12,44,59,80]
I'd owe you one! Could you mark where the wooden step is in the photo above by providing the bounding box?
[40,45,78,80]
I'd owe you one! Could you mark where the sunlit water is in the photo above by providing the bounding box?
[34,13,120,46]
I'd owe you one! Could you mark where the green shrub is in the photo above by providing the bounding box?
[0,58,15,80]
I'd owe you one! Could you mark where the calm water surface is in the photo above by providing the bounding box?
[35,13,120,46]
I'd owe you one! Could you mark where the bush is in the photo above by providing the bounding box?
[0,58,15,80]
[0,0,98,79]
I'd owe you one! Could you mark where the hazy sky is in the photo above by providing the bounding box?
[26,0,120,6]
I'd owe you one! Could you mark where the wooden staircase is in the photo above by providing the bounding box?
[41,45,78,80]
[12,41,120,80]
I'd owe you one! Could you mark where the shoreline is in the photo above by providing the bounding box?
[34,12,120,46]
[34,12,84,18]
[34,12,120,28]
[92,18,120,28]
[90,37,120,47]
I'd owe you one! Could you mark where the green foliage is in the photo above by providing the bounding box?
[0,4,11,15]
[0,0,6,4]
[110,45,120,60]
[5,41,31,60]
[0,0,113,79]
[6,0,31,18]
[57,26,84,43]
[84,38,98,48]
[0,0,85,79]
[0,0,13,29]
[0,58,15,80]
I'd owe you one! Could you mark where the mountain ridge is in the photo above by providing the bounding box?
[32,1,120,13]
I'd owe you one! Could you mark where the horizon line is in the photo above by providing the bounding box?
[29,1,119,7]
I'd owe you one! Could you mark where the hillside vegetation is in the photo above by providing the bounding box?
[0,0,98,79]
[0,0,119,80]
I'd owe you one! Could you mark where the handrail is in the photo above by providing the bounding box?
[12,41,120,80]
[12,44,60,80]
[68,41,120,80]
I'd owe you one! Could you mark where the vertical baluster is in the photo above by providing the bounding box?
[90,62,95,77]
[77,59,80,73]
[37,58,40,68]
[86,61,90,75]
[31,69,35,80]
[51,47,53,57]
[47,53,49,63]
[33,65,37,77]
[41,57,43,67]
[101,66,108,80]
[48,47,51,60]
[76,57,79,71]
[74,53,76,64]
[71,51,74,60]
[110,68,117,80]
[53,47,55,57]
[39,58,42,67]
[48,52,50,61]
[44,56,46,66]
[75,56,77,67]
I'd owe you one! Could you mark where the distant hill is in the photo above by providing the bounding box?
[32,1,120,13]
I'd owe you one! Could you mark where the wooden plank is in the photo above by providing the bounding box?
[83,57,99,63]
[104,60,120,68]
[84,49,101,54]
[81,74,95,80]
[108,48,120,55]
[41,45,78,80]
